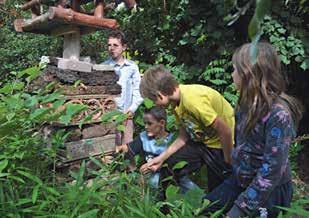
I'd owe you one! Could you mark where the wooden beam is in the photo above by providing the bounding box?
[51,25,80,36]
[48,6,119,29]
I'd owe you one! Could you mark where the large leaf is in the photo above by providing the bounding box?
[172,161,188,170]
[0,160,8,173]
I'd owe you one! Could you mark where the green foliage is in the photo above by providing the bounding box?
[277,197,309,218]
[200,55,238,106]
[262,16,308,69]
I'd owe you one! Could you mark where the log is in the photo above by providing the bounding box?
[48,6,119,29]
[14,12,50,32]
[21,0,40,10]
[94,0,104,18]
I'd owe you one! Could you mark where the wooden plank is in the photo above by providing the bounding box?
[92,64,114,71]
[51,25,80,36]
[65,134,116,161]
[58,59,92,72]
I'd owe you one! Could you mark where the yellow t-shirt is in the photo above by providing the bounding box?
[174,84,235,149]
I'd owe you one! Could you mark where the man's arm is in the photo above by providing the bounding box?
[140,127,188,173]
[127,65,143,113]
[211,117,233,164]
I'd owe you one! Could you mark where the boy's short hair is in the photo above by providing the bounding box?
[144,106,167,122]
[140,65,179,101]
[108,30,127,45]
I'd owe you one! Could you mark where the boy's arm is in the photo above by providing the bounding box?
[140,127,188,173]
[211,117,233,164]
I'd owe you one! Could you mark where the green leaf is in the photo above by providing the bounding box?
[300,59,309,70]
[172,161,188,170]
[116,124,125,132]
[255,0,271,20]
[8,175,25,183]
[41,92,61,104]
[44,186,60,196]
[277,28,286,34]
[101,110,122,123]
[66,103,87,116]
[32,185,40,203]
[143,98,155,109]
[248,15,260,41]
[74,80,81,87]
[78,209,99,218]
[165,185,181,202]
[30,108,53,121]
[17,170,43,185]
[0,160,8,173]
[0,84,13,94]
[58,115,72,125]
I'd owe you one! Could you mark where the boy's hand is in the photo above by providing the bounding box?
[115,144,128,153]
[124,110,134,119]
[140,156,164,174]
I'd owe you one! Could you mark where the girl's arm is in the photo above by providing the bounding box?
[228,108,295,218]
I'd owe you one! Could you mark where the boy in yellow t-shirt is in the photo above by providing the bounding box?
[139,65,234,191]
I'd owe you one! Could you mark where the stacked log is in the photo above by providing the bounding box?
[30,60,121,167]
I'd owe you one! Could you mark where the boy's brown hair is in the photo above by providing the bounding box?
[140,65,179,101]
[108,30,127,45]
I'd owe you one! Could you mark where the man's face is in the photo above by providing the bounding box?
[154,93,170,107]
[108,37,126,60]
[144,114,165,138]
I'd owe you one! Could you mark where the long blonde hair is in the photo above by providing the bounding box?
[232,42,303,133]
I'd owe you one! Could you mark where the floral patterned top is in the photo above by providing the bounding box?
[230,102,296,216]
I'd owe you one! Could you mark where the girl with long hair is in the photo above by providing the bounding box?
[203,42,303,218]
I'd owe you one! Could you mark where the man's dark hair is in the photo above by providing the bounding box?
[108,30,127,45]
[144,106,167,122]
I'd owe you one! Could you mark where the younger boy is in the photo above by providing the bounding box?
[139,65,235,191]
[103,30,143,145]
[116,106,198,192]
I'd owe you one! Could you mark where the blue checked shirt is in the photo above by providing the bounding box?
[103,58,143,113]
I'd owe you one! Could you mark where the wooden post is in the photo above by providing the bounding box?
[63,29,81,60]
[71,0,80,12]
[123,0,136,9]
[94,0,104,18]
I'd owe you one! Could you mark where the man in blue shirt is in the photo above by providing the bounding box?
[103,30,143,145]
